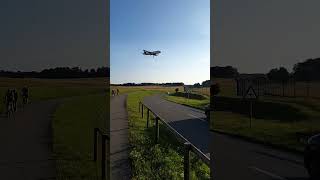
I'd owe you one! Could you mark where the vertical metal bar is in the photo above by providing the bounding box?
[106,135,110,180]
[155,117,159,143]
[101,135,107,180]
[184,142,191,180]
[141,104,144,118]
[147,109,150,128]
[94,128,98,161]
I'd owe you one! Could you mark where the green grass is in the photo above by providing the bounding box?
[164,95,209,110]
[211,95,320,152]
[126,90,210,179]
[0,78,108,114]
[52,93,108,179]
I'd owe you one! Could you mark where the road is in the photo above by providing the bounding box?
[110,94,131,180]
[0,101,58,180]
[143,94,309,180]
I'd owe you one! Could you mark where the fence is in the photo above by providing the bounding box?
[236,79,320,98]
[93,128,110,180]
[139,101,210,180]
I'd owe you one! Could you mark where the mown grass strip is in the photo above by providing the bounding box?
[127,90,210,180]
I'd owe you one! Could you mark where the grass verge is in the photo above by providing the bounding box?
[164,95,209,110]
[52,93,108,179]
[127,90,210,179]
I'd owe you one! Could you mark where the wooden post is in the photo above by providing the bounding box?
[101,135,107,180]
[184,142,191,180]
[155,117,159,143]
[147,109,150,128]
[94,128,98,161]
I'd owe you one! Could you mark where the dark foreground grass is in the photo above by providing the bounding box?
[211,96,320,152]
[127,90,209,180]
[52,93,108,179]
[0,86,106,114]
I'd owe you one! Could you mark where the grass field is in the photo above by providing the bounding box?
[165,95,209,110]
[0,78,108,113]
[53,93,108,179]
[211,78,320,152]
[0,77,109,179]
[122,87,209,179]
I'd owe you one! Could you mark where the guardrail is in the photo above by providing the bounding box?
[139,101,210,180]
[93,128,110,180]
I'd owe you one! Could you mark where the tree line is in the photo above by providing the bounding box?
[0,67,109,78]
[113,82,185,87]
[211,58,320,82]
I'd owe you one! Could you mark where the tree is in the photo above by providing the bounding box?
[211,66,239,78]
[193,83,201,88]
[211,83,220,96]
[267,67,290,82]
[201,80,211,87]
[175,88,179,93]
[293,58,320,81]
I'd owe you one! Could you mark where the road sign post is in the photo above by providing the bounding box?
[244,85,258,129]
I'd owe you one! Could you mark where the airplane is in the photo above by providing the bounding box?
[142,50,161,57]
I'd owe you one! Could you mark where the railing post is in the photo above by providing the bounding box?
[141,104,144,118]
[155,117,159,143]
[147,109,150,128]
[106,135,110,180]
[94,128,98,161]
[101,134,107,180]
[184,142,191,180]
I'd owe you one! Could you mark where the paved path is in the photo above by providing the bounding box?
[143,94,309,180]
[110,95,131,180]
[210,131,309,180]
[0,101,58,180]
[143,94,210,156]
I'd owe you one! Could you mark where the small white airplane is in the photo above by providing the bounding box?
[142,50,161,57]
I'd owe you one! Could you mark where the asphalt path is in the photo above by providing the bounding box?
[0,100,58,180]
[110,94,131,180]
[143,94,309,180]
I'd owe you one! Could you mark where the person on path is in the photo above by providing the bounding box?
[4,89,13,116]
[21,87,29,105]
[12,89,18,111]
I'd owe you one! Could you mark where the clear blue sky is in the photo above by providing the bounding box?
[111,0,210,85]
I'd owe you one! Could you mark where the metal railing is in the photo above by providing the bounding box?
[93,128,110,180]
[139,101,210,180]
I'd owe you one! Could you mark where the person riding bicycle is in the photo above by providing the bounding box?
[21,87,29,105]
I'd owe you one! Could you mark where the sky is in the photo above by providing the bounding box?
[110,0,210,85]
[213,0,320,74]
[0,0,108,72]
